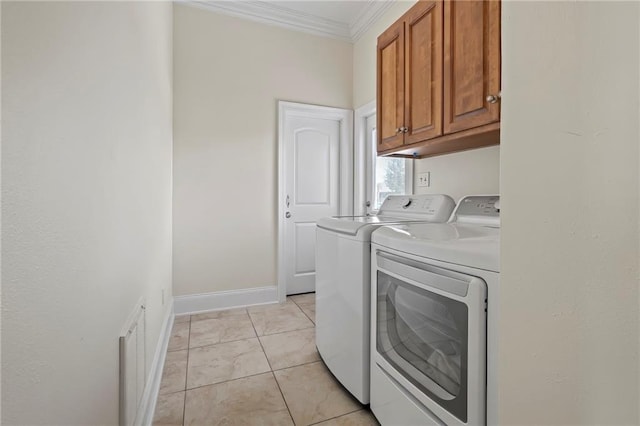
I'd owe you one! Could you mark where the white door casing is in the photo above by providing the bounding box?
[354,100,376,216]
[278,101,353,300]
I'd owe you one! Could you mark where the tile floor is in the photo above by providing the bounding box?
[153,293,379,426]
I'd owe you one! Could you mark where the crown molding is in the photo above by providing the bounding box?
[183,1,351,42]
[350,0,395,42]
[180,0,395,44]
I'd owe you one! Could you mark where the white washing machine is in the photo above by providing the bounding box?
[315,194,455,404]
[370,195,500,426]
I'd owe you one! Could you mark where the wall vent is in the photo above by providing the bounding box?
[119,299,146,426]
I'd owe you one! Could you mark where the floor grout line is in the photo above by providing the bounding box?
[307,407,367,426]
[182,315,192,426]
[184,321,316,354]
[178,356,323,393]
[297,304,315,324]
[248,308,297,424]
[156,388,186,397]
[183,370,274,393]
[271,357,321,373]
[289,293,316,324]
[259,324,315,338]
[189,308,249,323]
[166,348,188,353]
[245,303,295,425]
[271,370,296,425]
[248,310,273,371]
[188,334,260,351]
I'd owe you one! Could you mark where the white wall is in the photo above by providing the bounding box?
[500,2,639,424]
[353,1,500,199]
[1,2,173,424]
[173,4,352,296]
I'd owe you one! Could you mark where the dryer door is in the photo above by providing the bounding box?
[374,251,487,425]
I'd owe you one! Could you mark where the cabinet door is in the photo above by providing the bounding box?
[443,0,500,134]
[404,0,443,145]
[377,19,405,152]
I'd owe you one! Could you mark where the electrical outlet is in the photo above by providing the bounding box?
[417,172,431,187]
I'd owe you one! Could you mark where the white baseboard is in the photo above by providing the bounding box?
[174,286,279,315]
[137,302,174,426]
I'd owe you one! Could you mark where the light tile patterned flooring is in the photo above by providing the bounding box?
[153,293,379,426]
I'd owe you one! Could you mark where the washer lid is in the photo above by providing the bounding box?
[372,223,500,272]
[317,215,432,238]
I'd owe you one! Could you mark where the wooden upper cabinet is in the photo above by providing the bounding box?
[443,0,501,133]
[404,1,443,145]
[377,1,442,152]
[377,19,405,152]
[377,0,501,158]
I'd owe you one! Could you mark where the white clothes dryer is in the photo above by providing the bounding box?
[369,195,500,426]
[315,194,455,404]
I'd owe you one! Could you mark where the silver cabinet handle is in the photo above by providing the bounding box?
[486,94,500,104]
[402,127,409,133]
[285,212,291,218]
[395,128,402,133]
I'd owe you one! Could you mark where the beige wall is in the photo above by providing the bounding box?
[500,1,639,424]
[353,0,414,110]
[1,2,3,422]
[353,1,500,200]
[1,2,173,424]
[172,5,352,296]
[414,145,500,202]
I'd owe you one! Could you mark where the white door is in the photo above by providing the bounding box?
[278,102,352,299]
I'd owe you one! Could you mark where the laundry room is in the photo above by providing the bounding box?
[2,1,639,426]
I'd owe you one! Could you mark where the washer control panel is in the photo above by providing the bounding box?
[378,194,455,222]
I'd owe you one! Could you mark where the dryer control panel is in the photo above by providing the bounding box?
[451,195,500,226]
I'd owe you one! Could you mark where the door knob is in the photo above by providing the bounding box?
[402,127,409,133]
[396,128,402,133]
[285,212,291,218]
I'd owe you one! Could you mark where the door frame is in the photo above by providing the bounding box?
[354,100,376,216]
[277,101,353,302]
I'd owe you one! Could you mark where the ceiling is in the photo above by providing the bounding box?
[185,0,396,43]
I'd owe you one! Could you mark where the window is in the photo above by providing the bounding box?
[357,107,414,215]
[369,126,413,211]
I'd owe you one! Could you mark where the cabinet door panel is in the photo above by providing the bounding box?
[377,20,405,152]
[444,0,500,134]
[404,0,443,145]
